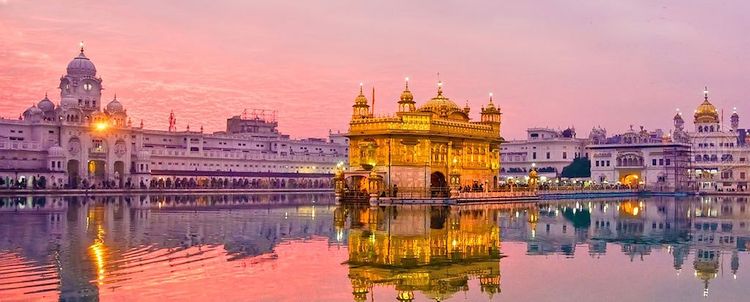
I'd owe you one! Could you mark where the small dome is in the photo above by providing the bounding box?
[106,97,124,113]
[353,86,368,105]
[38,95,55,112]
[66,51,97,77]
[399,82,414,103]
[23,105,43,117]
[48,146,65,157]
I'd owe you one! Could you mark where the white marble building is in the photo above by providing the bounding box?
[500,127,588,179]
[673,89,750,192]
[0,46,348,189]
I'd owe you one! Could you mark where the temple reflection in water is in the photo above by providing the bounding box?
[335,204,530,301]
[1,194,749,301]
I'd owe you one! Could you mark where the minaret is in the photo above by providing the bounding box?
[480,92,502,134]
[168,111,176,132]
[731,107,739,131]
[673,109,684,130]
[351,83,370,119]
[397,77,415,112]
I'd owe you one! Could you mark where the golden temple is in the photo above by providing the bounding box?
[339,79,503,199]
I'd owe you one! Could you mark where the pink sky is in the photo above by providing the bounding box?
[1,0,749,139]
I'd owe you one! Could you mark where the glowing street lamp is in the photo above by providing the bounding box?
[94,121,109,132]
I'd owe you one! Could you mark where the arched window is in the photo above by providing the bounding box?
[703,154,710,161]
[710,154,718,162]
[695,155,702,161]
[709,125,714,132]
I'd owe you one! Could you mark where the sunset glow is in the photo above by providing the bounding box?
[2,1,750,138]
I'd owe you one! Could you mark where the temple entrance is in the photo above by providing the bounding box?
[88,160,106,187]
[621,173,640,188]
[67,160,80,188]
[114,161,125,188]
[430,172,448,197]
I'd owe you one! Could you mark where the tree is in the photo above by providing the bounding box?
[560,157,591,178]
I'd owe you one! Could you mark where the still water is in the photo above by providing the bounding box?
[0,193,748,302]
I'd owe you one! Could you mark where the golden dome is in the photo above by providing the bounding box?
[482,93,500,114]
[354,84,369,105]
[417,82,467,120]
[694,89,719,124]
[399,80,414,103]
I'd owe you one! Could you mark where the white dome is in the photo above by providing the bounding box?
[23,105,43,117]
[48,146,65,157]
[38,95,55,112]
[106,98,124,113]
[66,51,97,77]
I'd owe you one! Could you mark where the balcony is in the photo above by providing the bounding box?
[89,147,107,158]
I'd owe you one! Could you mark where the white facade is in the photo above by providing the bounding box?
[500,127,588,179]
[0,47,348,189]
[587,141,691,190]
[673,91,750,192]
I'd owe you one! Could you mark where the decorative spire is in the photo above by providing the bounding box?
[359,82,364,95]
[704,86,709,101]
[404,77,409,90]
[113,93,117,100]
[44,92,48,99]
[140,119,144,128]
[371,86,375,116]
[79,41,85,54]
[489,92,494,103]
[437,80,443,96]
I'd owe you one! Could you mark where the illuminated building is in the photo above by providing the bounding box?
[586,125,691,190]
[343,79,503,197]
[0,45,347,189]
[677,88,750,192]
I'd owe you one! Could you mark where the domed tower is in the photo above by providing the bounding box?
[352,83,370,119]
[672,109,690,143]
[59,42,103,120]
[37,93,56,121]
[105,94,128,127]
[588,127,607,145]
[22,104,43,123]
[397,77,415,112]
[731,107,739,132]
[480,93,501,134]
[694,87,720,133]
[674,109,685,130]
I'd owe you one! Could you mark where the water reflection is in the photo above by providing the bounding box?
[0,194,748,301]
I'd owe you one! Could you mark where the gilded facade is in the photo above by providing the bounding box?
[343,80,503,197]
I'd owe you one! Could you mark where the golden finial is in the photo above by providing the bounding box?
[404,77,409,90]
[489,92,494,103]
[79,41,85,54]
[359,82,364,95]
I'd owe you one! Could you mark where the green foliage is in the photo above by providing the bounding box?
[560,157,591,178]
